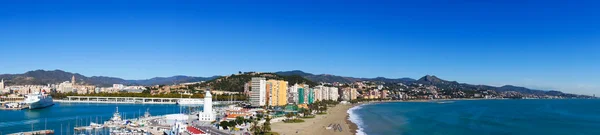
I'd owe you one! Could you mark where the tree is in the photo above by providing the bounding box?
[285,112,294,120]
[250,121,262,135]
[262,117,272,133]
[256,114,264,121]
[219,121,230,130]
[235,116,245,125]
[300,108,311,116]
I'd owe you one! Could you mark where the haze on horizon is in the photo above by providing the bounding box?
[0,0,598,96]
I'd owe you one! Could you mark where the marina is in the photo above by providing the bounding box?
[0,102,185,134]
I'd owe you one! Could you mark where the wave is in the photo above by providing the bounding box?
[348,105,367,135]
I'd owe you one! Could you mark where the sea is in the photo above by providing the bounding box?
[348,99,600,135]
[0,102,193,134]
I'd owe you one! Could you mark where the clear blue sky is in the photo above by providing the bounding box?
[0,0,598,95]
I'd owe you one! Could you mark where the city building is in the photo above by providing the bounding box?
[57,81,74,93]
[298,87,306,104]
[266,80,288,106]
[288,83,310,104]
[72,75,76,86]
[250,77,266,106]
[314,85,339,101]
[347,88,358,100]
[329,87,339,101]
[0,79,4,90]
[308,88,315,104]
[198,90,215,121]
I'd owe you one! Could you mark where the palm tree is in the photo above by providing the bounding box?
[250,121,262,135]
[285,112,294,120]
[262,117,272,133]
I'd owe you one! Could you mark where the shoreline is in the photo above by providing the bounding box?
[271,98,516,135]
[271,104,357,135]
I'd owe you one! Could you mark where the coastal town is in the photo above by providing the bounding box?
[0,71,597,134]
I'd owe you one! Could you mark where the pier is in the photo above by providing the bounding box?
[55,96,242,105]
[7,130,54,135]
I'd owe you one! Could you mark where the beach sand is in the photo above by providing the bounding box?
[271,104,359,135]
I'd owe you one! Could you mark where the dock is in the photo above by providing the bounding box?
[55,96,241,105]
[1,102,29,110]
[7,130,54,135]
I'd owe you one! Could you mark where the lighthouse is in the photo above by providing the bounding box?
[198,90,215,121]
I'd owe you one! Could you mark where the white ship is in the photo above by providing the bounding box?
[23,90,54,109]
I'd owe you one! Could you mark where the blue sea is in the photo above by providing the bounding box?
[0,103,190,134]
[348,99,600,135]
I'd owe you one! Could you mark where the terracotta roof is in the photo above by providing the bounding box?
[187,126,205,134]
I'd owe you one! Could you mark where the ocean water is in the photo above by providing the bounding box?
[0,102,190,134]
[349,99,600,135]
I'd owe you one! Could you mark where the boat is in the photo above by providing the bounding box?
[143,108,151,118]
[104,107,125,127]
[23,90,54,109]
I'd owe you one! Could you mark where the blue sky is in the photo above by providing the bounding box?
[0,0,598,95]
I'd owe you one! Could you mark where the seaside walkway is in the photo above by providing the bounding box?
[55,96,241,105]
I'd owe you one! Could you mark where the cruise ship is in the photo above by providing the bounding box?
[23,90,54,109]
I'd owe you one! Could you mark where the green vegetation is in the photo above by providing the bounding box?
[283,119,305,123]
[199,72,317,92]
[249,116,274,135]
[263,132,280,135]
[301,115,315,119]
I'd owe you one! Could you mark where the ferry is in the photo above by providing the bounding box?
[23,90,54,109]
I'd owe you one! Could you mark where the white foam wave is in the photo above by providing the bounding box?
[348,105,367,135]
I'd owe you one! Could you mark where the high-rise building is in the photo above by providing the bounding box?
[298,88,305,104]
[72,75,76,86]
[250,77,266,106]
[0,79,4,90]
[308,88,315,104]
[266,80,288,106]
[329,87,339,101]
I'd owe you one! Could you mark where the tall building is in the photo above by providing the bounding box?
[314,85,339,101]
[72,75,76,86]
[250,77,266,106]
[329,87,339,101]
[198,90,215,121]
[0,79,4,90]
[298,88,305,104]
[266,80,288,106]
[308,88,315,104]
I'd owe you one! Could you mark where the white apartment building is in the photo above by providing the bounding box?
[250,77,266,106]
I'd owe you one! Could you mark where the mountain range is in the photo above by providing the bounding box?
[0,70,218,87]
[0,69,583,96]
[274,71,582,97]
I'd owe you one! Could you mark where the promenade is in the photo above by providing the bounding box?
[55,96,241,105]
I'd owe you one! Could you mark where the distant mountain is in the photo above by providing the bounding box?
[0,70,586,97]
[0,70,217,87]
[413,75,575,96]
[274,70,414,84]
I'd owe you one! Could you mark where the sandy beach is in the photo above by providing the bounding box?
[271,104,359,135]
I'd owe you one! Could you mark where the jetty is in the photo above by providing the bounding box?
[1,102,28,110]
[55,96,241,105]
[7,130,54,135]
